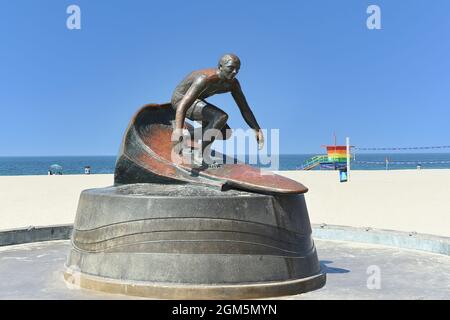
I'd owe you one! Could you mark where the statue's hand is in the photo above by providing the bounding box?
[256,130,264,150]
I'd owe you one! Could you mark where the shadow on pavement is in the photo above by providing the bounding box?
[320,260,350,274]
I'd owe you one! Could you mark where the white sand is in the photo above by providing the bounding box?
[1,170,449,237]
[278,170,450,237]
[0,175,112,230]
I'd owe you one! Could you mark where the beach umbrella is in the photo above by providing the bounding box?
[49,164,63,175]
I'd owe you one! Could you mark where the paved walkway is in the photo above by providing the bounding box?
[0,239,449,299]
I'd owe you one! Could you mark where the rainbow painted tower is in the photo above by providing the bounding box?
[301,145,350,170]
[321,145,348,169]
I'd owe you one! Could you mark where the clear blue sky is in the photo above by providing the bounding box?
[1,0,449,156]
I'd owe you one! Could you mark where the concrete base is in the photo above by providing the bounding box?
[65,183,325,299]
[64,267,325,300]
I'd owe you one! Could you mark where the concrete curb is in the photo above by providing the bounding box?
[0,224,73,247]
[1,223,449,257]
[312,224,450,256]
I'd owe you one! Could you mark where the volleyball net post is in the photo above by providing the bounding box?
[346,137,351,181]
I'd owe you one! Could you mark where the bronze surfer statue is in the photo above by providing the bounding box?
[171,54,264,168]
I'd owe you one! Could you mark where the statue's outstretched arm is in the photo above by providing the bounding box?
[231,80,261,131]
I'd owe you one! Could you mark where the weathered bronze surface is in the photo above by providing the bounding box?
[114,103,308,194]
[114,54,310,194]
[171,54,264,161]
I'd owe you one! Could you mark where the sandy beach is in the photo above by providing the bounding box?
[1,170,449,237]
[0,175,112,230]
[278,170,450,237]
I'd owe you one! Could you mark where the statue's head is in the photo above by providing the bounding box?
[218,54,241,80]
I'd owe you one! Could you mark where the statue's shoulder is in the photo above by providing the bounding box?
[189,68,217,82]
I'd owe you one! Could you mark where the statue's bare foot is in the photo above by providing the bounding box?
[192,161,223,170]
[207,162,222,169]
[191,150,222,170]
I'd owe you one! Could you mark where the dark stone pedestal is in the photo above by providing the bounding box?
[65,183,325,299]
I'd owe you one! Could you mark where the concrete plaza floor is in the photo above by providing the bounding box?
[0,239,449,300]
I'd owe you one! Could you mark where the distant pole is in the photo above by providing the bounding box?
[346,137,351,180]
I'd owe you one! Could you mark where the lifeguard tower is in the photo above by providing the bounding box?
[301,142,351,171]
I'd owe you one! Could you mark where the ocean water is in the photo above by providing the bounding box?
[0,153,450,176]
[0,156,116,176]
